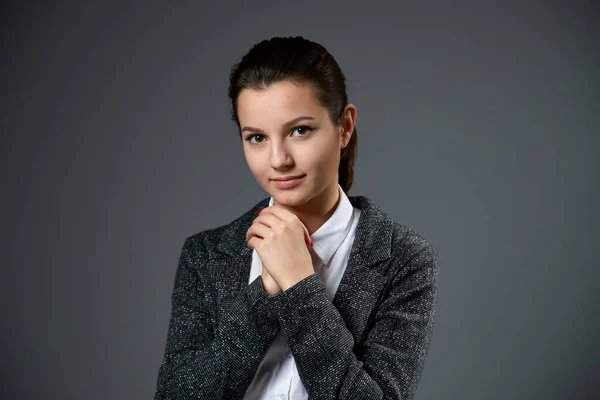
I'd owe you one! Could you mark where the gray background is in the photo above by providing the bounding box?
[2,1,598,399]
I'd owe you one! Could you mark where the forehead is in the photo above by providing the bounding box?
[237,81,326,126]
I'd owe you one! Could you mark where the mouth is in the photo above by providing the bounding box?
[271,175,305,189]
[272,175,305,182]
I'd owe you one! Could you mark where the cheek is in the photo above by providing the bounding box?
[305,140,340,174]
[244,150,264,178]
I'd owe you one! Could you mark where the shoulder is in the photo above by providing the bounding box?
[390,222,439,271]
[382,213,439,292]
[350,194,439,273]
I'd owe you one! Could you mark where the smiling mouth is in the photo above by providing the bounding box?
[272,175,305,189]
[272,175,304,181]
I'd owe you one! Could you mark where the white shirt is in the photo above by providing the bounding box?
[244,183,361,400]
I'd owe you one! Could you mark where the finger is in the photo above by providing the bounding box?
[260,206,312,246]
[271,206,311,245]
[246,214,280,243]
[258,205,292,222]
[253,213,282,230]
[251,215,311,246]
[299,220,312,246]
[246,222,270,242]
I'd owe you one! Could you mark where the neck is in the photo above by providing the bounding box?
[274,182,340,235]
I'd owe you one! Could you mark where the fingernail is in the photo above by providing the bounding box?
[257,209,262,214]
[251,222,253,225]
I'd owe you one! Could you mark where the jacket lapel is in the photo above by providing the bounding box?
[214,197,269,287]
[333,196,394,343]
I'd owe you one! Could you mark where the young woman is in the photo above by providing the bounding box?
[154,36,439,400]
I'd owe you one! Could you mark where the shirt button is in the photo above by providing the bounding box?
[275,395,287,400]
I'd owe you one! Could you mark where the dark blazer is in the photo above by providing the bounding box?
[154,195,439,400]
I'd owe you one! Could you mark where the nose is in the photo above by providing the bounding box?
[270,141,293,169]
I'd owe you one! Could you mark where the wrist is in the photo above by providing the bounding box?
[262,281,281,296]
[261,273,282,296]
[279,269,315,292]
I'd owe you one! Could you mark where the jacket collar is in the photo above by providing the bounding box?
[216,195,394,269]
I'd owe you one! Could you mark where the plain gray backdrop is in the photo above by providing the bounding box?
[2,1,598,399]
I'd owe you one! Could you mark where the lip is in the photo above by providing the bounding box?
[272,175,305,181]
[271,175,305,189]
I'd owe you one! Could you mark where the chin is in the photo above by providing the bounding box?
[271,194,305,207]
[269,188,311,208]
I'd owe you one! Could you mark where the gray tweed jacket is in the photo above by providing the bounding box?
[154,195,439,399]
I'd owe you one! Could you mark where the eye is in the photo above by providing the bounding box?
[246,134,266,144]
[291,125,314,137]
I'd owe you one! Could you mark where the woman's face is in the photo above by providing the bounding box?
[237,80,353,209]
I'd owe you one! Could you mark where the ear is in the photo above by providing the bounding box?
[340,104,357,148]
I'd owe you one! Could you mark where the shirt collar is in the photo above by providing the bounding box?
[268,183,354,268]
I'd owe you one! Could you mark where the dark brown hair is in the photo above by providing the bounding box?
[227,36,358,194]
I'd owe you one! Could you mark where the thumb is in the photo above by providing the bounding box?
[299,220,313,247]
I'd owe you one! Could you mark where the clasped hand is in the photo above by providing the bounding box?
[245,205,314,295]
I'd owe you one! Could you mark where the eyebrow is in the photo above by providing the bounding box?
[241,116,316,134]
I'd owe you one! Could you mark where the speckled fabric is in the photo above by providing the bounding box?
[154,195,439,399]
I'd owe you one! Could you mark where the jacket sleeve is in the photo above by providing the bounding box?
[154,236,281,399]
[270,243,439,400]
